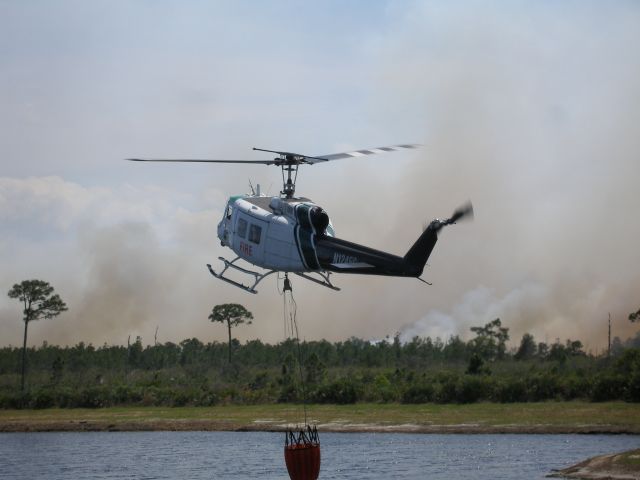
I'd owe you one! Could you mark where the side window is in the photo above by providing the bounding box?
[248,224,262,244]
[237,218,247,238]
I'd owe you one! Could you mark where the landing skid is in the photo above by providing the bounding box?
[207,257,341,293]
[294,271,341,291]
[207,257,276,294]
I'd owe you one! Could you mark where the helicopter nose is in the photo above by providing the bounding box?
[217,221,226,245]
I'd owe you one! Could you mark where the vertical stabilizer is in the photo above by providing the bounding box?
[403,221,442,276]
[403,202,473,277]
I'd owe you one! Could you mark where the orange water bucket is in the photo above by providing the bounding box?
[284,426,321,480]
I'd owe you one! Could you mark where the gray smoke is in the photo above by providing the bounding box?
[2,3,640,350]
[378,2,640,349]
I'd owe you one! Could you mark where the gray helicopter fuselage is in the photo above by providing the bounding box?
[212,193,470,293]
[217,195,334,272]
[216,192,451,281]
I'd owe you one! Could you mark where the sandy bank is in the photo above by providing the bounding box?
[1,418,639,434]
[548,449,640,479]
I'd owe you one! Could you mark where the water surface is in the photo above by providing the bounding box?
[1,431,638,479]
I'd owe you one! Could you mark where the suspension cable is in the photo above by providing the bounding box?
[282,274,308,426]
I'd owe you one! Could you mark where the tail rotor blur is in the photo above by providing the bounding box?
[445,201,474,225]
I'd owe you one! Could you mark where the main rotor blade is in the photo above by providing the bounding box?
[127,143,422,166]
[127,158,277,164]
[311,143,421,163]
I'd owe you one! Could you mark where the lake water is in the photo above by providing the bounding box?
[1,431,638,479]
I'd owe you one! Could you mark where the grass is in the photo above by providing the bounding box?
[1,401,639,432]
[618,450,640,467]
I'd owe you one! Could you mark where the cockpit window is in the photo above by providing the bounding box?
[248,224,262,244]
[226,204,233,219]
[237,218,247,238]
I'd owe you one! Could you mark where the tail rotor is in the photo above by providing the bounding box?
[444,201,474,225]
[405,201,474,277]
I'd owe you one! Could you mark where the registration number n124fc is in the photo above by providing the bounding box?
[333,252,358,264]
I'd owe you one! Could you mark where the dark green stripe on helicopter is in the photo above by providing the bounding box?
[294,203,320,270]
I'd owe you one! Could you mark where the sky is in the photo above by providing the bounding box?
[1,1,639,351]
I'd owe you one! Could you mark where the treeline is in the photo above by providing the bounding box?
[1,320,639,408]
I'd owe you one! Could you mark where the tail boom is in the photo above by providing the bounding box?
[314,200,471,278]
[315,223,441,278]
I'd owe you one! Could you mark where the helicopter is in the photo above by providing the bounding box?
[128,145,473,294]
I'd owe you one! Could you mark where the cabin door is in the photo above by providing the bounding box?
[233,213,267,265]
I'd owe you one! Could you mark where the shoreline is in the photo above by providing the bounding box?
[2,420,639,435]
[2,402,639,434]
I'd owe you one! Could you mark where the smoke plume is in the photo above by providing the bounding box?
[1,3,640,350]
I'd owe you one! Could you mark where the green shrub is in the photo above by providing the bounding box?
[527,373,560,401]
[495,378,528,403]
[368,373,397,403]
[560,375,591,400]
[54,387,78,408]
[170,389,191,407]
[402,382,435,403]
[435,375,459,403]
[314,379,358,404]
[456,375,490,404]
[112,385,143,405]
[0,391,24,409]
[590,375,627,402]
[626,367,640,402]
[31,389,55,409]
[77,386,112,408]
